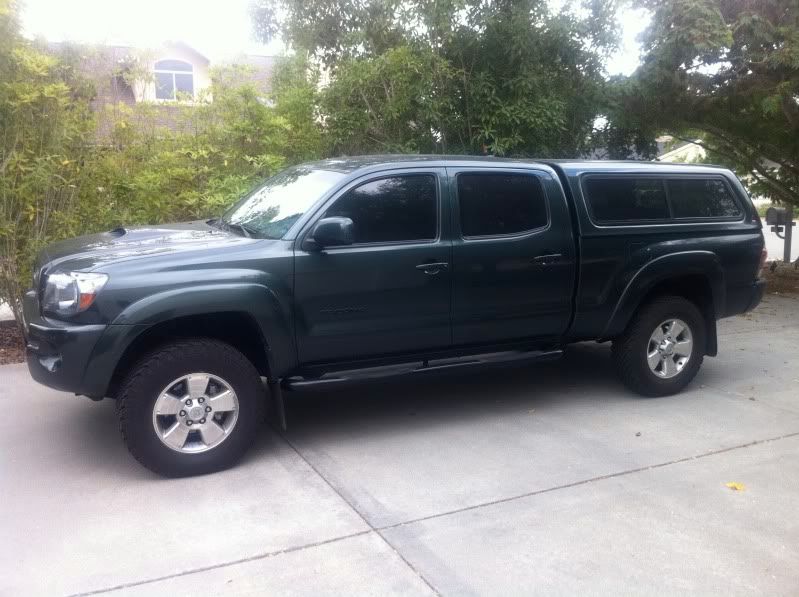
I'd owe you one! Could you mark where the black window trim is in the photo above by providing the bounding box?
[580,173,746,227]
[454,169,551,241]
[300,170,443,250]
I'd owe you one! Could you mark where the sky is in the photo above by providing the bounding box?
[20,0,649,75]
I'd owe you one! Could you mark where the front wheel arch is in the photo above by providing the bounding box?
[105,312,272,400]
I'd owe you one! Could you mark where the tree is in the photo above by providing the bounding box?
[255,0,620,157]
[613,0,799,206]
[269,54,326,161]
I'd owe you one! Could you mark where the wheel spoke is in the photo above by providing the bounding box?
[674,339,693,357]
[669,320,685,338]
[662,356,677,377]
[186,374,210,398]
[209,389,236,412]
[200,421,225,446]
[647,350,662,370]
[162,421,190,450]
[650,326,665,343]
[155,395,183,416]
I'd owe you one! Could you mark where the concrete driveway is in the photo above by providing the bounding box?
[2,295,798,597]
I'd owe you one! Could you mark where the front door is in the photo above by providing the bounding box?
[294,169,452,364]
[449,167,576,346]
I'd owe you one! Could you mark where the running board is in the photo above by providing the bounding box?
[283,348,564,391]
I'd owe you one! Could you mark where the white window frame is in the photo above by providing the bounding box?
[154,60,194,101]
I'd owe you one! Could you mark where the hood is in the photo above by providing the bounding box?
[37,221,255,273]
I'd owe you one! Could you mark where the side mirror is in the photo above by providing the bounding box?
[309,217,354,249]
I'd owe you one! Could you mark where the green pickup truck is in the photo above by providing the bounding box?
[23,156,767,476]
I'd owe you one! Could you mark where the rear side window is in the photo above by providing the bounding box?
[457,173,548,237]
[667,179,741,218]
[584,178,669,222]
[324,174,437,244]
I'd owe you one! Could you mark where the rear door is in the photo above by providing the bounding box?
[449,167,576,346]
[294,168,452,364]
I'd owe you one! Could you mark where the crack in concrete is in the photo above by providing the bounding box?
[378,430,799,532]
[69,429,799,597]
[66,529,373,597]
[278,431,444,597]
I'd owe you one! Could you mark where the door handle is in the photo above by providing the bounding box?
[532,253,563,265]
[416,262,449,274]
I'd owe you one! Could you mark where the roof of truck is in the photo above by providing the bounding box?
[302,154,730,175]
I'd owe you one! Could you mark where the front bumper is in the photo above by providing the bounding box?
[23,290,106,395]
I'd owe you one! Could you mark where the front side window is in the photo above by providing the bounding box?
[324,175,438,244]
[154,59,194,100]
[457,173,548,237]
[667,178,741,218]
[584,178,669,223]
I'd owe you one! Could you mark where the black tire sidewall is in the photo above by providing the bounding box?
[119,340,263,477]
[616,297,706,397]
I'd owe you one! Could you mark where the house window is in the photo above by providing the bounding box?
[154,60,194,100]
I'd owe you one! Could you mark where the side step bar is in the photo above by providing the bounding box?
[283,348,564,391]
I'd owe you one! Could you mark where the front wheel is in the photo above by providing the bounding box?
[116,339,266,477]
[612,296,706,397]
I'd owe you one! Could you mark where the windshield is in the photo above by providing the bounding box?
[221,166,346,239]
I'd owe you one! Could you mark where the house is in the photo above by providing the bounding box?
[656,137,706,163]
[46,41,277,136]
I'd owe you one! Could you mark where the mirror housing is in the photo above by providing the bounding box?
[308,217,354,249]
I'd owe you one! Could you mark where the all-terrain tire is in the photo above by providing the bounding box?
[612,296,706,397]
[116,338,265,477]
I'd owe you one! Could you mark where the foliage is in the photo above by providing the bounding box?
[0,1,309,328]
[86,72,291,226]
[269,54,326,161]
[321,46,458,153]
[254,0,620,156]
[0,0,95,328]
[611,0,799,206]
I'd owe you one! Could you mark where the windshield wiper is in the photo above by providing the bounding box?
[210,219,258,238]
[225,222,253,238]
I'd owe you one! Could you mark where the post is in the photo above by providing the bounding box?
[784,209,794,264]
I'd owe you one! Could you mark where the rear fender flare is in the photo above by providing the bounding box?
[602,251,725,345]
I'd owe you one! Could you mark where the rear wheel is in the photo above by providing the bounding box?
[116,339,265,477]
[612,296,706,397]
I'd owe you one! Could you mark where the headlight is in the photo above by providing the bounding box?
[42,272,109,316]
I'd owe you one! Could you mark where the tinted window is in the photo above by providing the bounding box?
[667,179,741,218]
[584,178,669,222]
[325,175,437,243]
[457,173,548,237]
